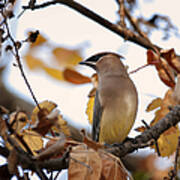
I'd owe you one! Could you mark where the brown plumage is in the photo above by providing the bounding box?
[80,52,138,144]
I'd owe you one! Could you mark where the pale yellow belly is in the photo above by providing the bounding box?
[99,106,136,144]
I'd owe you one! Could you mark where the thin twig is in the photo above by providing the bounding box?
[117,0,126,27]
[22,0,160,52]
[124,8,149,40]
[129,63,149,74]
[3,18,41,110]
[172,136,180,179]
[54,171,61,180]
[142,120,161,156]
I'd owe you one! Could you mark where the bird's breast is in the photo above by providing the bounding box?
[98,76,138,144]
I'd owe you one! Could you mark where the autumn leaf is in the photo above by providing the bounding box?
[147,50,175,88]
[52,47,82,66]
[83,135,104,151]
[146,97,162,112]
[51,114,71,137]
[63,68,91,84]
[86,96,95,125]
[144,89,180,157]
[22,130,43,155]
[43,66,64,81]
[68,145,131,180]
[31,100,57,125]
[32,108,59,136]
[161,48,180,73]
[100,151,131,180]
[68,145,102,180]
[24,54,45,70]
[9,111,29,133]
[31,100,70,137]
[135,126,146,133]
[154,126,180,157]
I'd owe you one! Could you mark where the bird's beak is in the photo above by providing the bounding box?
[79,61,96,70]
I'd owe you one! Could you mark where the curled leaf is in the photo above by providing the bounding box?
[146,98,162,112]
[161,48,180,73]
[147,50,175,88]
[63,68,91,84]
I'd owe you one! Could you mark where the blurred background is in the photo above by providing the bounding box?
[0,0,180,179]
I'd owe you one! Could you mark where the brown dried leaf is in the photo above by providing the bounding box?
[69,144,131,180]
[52,47,82,66]
[147,50,160,67]
[51,114,71,137]
[31,101,61,136]
[68,145,102,180]
[157,59,175,88]
[63,68,91,84]
[147,50,175,88]
[134,126,146,133]
[83,135,104,151]
[9,111,29,133]
[146,97,162,112]
[33,108,58,136]
[161,48,180,73]
[31,100,57,125]
[22,130,43,155]
[99,151,131,180]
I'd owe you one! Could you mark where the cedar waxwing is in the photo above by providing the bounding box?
[80,52,138,144]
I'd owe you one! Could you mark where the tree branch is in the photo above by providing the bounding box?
[107,105,180,157]
[22,0,160,52]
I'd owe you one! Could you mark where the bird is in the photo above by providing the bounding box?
[79,52,138,144]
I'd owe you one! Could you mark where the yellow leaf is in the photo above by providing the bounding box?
[9,112,29,133]
[146,98,162,112]
[51,114,71,137]
[148,89,179,157]
[31,100,57,125]
[153,126,180,157]
[52,47,82,66]
[24,54,45,70]
[86,96,95,125]
[43,66,64,81]
[22,130,43,155]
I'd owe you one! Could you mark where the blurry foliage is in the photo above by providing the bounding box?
[0,0,180,179]
[24,32,91,84]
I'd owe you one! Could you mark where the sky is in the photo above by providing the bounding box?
[1,0,180,179]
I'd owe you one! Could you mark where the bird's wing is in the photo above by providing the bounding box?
[92,90,103,142]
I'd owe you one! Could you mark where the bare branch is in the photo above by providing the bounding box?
[107,105,180,157]
[1,13,41,110]
[22,0,160,52]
